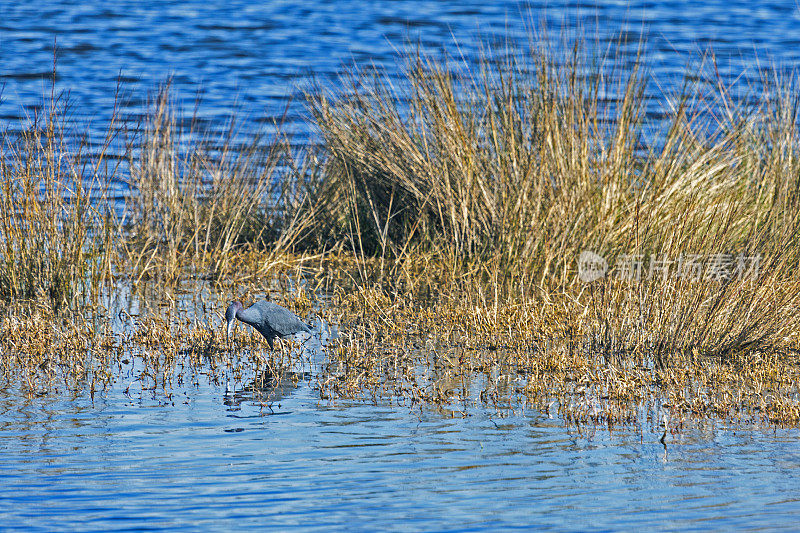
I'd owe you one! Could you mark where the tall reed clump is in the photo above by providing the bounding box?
[122,83,317,283]
[0,88,116,311]
[308,36,800,360]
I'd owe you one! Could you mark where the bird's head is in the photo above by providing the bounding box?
[225,301,243,340]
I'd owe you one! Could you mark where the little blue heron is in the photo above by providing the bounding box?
[225,300,311,350]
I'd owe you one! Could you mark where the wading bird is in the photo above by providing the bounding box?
[225,300,311,350]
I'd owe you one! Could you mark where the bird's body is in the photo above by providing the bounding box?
[226,300,311,350]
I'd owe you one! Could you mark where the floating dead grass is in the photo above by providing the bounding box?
[319,276,800,426]
[0,256,799,428]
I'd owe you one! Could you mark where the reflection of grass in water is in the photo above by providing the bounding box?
[2,34,800,426]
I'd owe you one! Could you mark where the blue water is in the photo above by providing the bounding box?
[3,1,800,530]
[4,1,800,144]
[2,379,799,531]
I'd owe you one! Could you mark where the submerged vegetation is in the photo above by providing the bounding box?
[2,33,800,427]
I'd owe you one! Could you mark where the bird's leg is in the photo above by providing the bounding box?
[225,323,236,353]
[224,328,236,395]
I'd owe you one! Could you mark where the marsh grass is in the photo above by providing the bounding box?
[0,77,324,306]
[0,305,120,396]
[301,36,800,424]
[2,34,800,426]
[318,282,800,424]
[0,82,117,310]
[308,38,800,363]
[122,83,320,283]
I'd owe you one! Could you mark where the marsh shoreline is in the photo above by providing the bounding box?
[2,35,800,429]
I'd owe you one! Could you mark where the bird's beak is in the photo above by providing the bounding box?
[226,317,236,341]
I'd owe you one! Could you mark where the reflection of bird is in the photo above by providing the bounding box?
[224,370,311,410]
[225,300,311,350]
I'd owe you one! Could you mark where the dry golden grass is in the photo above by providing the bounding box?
[121,82,320,283]
[0,81,116,310]
[321,281,800,425]
[307,39,800,361]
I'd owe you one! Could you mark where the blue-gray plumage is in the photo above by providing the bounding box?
[225,300,311,350]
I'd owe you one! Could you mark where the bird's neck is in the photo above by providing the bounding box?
[236,305,260,326]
